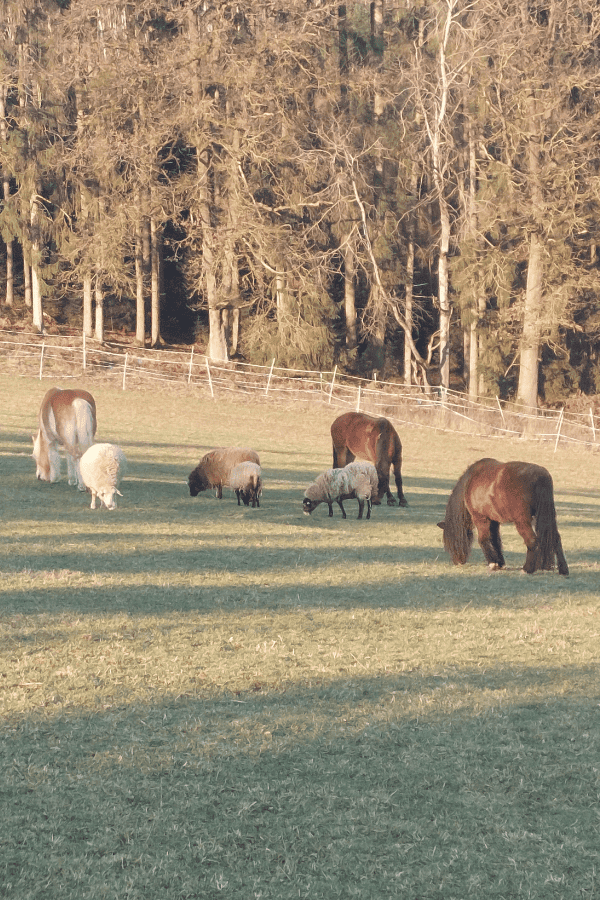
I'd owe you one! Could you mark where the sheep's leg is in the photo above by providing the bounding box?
[90,490,97,510]
[356,499,364,519]
[216,485,223,499]
[327,502,334,517]
[336,499,347,519]
[366,498,372,520]
[236,490,241,505]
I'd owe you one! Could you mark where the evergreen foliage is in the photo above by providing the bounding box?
[1,0,600,400]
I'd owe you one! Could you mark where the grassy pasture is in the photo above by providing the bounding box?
[1,372,600,900]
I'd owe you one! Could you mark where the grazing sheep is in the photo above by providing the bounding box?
[229,461,262,508]
[188,447,260,500]
[303,461,379,520]
[79,442,127,510]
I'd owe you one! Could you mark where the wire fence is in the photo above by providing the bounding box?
[1,329,599,451]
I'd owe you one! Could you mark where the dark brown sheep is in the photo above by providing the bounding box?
[188,447,260,500]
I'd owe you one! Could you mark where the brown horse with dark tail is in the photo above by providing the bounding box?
[330,411,408,507]
[437,458,568,575]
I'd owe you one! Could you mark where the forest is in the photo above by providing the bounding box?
[2,0,600,407]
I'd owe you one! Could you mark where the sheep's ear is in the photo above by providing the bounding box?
[116,489,123,496]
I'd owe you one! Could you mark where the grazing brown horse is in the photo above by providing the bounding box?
[32,387,97,489]
[330,411,407,507]
[437,458,568,575]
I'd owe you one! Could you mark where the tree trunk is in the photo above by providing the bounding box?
[0,86,13,307]
[150,214,161,347]
[198,147,229,362]
[368,283,386,375]
[134,207,145,347]
[83,274,93,337]
[517,232,543,409]
[343,237,357,350]
[516,93,543,410]
[403,237,414,385]
[437,202,451,388]
[23,255,32,309]
[465,116,485,400]
[30,193,43,332]
[230,308,240,356]
[94,279,104,342]
[423,2,454,390]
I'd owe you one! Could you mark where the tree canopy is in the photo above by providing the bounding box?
[2,0,600,405]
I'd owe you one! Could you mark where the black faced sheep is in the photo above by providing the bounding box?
[302,461,378,520]
[229,461,262,507]
[188,447,260,500]
[79,442,127,510]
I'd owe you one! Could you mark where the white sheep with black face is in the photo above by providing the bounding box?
[303,461,378,520]
[79,443,127,510]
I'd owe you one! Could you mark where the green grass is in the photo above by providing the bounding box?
[1,373,600,899]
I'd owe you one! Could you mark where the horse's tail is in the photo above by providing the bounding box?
[39,387,61,440]
[442,469,474,565]
[372,420,392,492]
[72,398,96,457]
[534,473,569,574]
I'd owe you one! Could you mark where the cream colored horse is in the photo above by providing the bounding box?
[32,387,97,489]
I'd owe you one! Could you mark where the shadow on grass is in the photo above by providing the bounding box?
[0,558,584,617]
[1,667,599,899]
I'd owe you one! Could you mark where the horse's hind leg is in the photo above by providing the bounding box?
[489,521,505,569]
[394,467,408,508]
[333,445,354,468]
[513,518,540,573]
[375,467,394,506]
[474,516,505,569]
[66,453,78,487]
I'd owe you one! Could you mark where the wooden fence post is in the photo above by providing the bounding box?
[356,383,361,412]
[328,365,337,404]
[188,346,194,384]
[82,332,86,371]
[554,407,564,452]
[265,358,275,396]
[496,396,506,428]
[122,352,128,390]
[590,408,596,443]
[39,342,45,380]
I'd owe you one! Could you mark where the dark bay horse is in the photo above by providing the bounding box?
[331,411,407,507]
[437,458,568,575]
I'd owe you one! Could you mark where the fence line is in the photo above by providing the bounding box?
[1,330,598,451]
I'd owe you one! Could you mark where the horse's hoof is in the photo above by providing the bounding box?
[387,498,397,507]
[399,498,408,508]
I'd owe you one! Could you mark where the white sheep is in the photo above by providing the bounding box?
[303,461,378,520]
[229,461,262,507]
[79,442,127,510]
